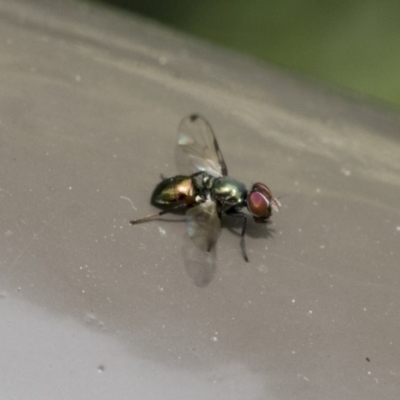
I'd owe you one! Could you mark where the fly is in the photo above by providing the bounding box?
[130,114,281,267]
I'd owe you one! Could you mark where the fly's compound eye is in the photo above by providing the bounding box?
[247,182,281,223]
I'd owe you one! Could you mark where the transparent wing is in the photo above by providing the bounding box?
[182,235,217,287]
[186,200,221,253]
[176,114,228,177]
[183,201,221,287]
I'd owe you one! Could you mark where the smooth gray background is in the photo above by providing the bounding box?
[1,0,399,399]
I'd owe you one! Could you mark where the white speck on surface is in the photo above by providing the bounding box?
[298,374,310,382]
[97,365,105,373]
[75,74,81,82]
[292,299,296,303]
[308,310,313,315]
[341,167,352,176]
[316,188,321,193]
[158,226,166,236]
[320,244,325,249]
[5,230,12,236]
[396,226,400,232]
[68,186,72,190]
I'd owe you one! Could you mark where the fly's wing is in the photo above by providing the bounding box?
[182,236,217,287]
[183,201,221,287]
[176,114,228,177]
[186,200,221,252]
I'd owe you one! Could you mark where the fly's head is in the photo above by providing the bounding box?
[247,182,281,223]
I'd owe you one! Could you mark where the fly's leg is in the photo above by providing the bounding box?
[130,204,187,225]
[227,212,249,262]
[130,210,169,225]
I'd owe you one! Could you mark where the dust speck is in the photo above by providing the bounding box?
[97,365,105,373]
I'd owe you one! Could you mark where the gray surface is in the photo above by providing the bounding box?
[1,0,400,399]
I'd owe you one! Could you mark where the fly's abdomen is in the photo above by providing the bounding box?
[151,176,196,210]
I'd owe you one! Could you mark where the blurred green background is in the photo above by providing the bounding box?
[95,0,400,109]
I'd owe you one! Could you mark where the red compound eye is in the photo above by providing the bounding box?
[247,182,280,222]
[248,191,270,219]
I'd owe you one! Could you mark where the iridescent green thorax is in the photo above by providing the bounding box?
[210,177,247,213]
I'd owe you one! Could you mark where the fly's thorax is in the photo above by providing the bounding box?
[151,175,196,209]
[191,171,214,191]
[211,177,247,213]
